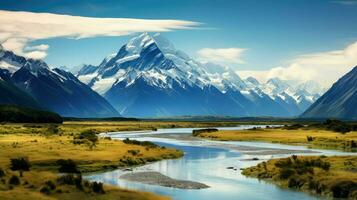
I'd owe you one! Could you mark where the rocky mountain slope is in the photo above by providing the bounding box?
[302,66,357,120]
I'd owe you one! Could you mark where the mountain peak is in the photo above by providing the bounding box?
[267,77,283,85]
[245,76,260,85]
[125,32,156,54]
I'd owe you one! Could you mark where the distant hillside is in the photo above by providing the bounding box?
[0,48,119,118]
[0,79,40,108]
[301,66,357,120]
[0,105,63,123]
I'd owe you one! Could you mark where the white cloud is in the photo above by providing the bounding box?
[197,48,246,65]
[0,10,199,59]
[25,51,48,60]
[25,44,49,51]
[238,41,357,88]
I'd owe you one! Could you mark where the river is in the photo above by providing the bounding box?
[85,125,352,200]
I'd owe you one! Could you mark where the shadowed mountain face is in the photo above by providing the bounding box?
[0,49,119,118]
[77,33,323,117]
[0,77,40,108]
[302,66,357,120]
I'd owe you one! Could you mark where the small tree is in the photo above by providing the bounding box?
[10,157,30,177]
[56,159,80,173]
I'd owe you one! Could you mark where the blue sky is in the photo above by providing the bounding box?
[1,0,357,86]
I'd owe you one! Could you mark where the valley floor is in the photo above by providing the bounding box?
[0,122,184,200]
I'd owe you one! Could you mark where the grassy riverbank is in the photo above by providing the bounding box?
[194,128,357,151]
[61,120,280,133]
[0,122,182,200]
[242,155,357,199]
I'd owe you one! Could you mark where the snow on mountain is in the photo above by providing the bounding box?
[242,76,323,110]
[0,46,119,118]
[297,80,326,95]
[77,33,322,117]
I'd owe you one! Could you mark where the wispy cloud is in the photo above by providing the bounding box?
[197,48,246,65]
[0,10,199,59]
[238,41,357,87]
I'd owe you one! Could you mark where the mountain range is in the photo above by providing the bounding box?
[0,44,119,118]
[302,66,357,120]
[76,33,324,117]
[0,33,334,119]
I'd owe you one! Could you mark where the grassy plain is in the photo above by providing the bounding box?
[0,122,186,200]
[195,128,357,151]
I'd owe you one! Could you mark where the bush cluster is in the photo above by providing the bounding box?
[127,149,140,156]
[56,159,80,173]
[73,129,99,149]
[122,138,158,148]
[283,124,304,130]
[308,119,357,134]
[57,174,105,194]
[8,175,20,185]
[0,168,5,177]
[192,128,218,136]
[10,157,30,177]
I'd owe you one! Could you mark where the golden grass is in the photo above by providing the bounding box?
[196,128,357,151]
[242,156,357,199]
[0,170,169,200]
[0,122,185,200]
[0,133,182,172]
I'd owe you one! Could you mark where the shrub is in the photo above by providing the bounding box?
[78,130,98,143]
[192,128,218,136]
[10,157,30,177]
[122,138,158,148]
[279,168,295,179]
[8,175,20,185]
[283,124,304,130]
[0,168,5,177]
[74,174,83,190]
[306,136,314,142]
[45,180,56,190]
[57,174,82,187]
[127,150,140,156]
[74,130,98,149]
[40,186,51,195]
[331,180,356,198]
[324,119,352,133]
[287,176,306,188]
[46,124,59,135]
[56,159,80,173]
[91,181,105,194]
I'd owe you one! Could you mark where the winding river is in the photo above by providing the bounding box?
[86,125,352,200]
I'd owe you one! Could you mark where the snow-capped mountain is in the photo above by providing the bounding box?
[242,77,322,111]
[77,33,323,117]
[0,47,119,118]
